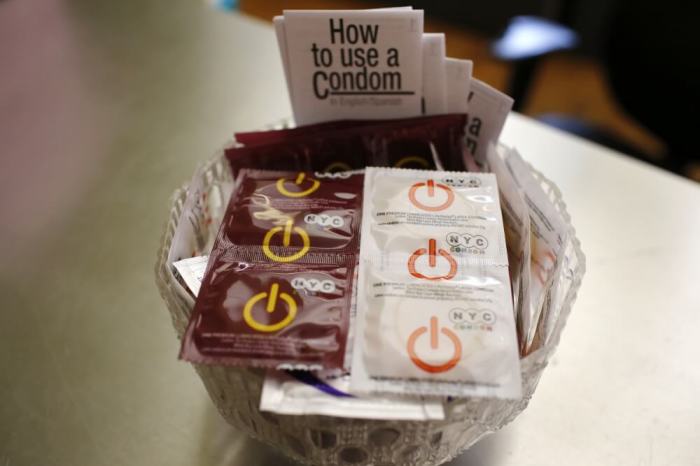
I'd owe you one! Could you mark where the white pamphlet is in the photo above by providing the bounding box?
[273,7,414,114]
[282,9,424,124]
[422,33,447,115]
[261,370,444,420]
[465,78,513,165]
[445,57,472,113]
[273,16,294,112]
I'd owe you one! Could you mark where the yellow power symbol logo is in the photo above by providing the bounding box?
[276,172,320,198]
[394,155,430,168]
[262,219,310,263]
[243,282,297,332]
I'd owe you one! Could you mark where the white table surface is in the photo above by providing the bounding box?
[1,2,699,465]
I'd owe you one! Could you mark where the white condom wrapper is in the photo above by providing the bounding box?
[501,147,568,352]
[351,167,522,398]
[486,144,532,354]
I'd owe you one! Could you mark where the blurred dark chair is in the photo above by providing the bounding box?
[604,0,699,173]
[493,0,699,174]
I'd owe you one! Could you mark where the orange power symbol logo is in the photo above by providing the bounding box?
[243,282,297,332]
[408,179,454,211]
[408,238,457,280]
[407,316,462,373]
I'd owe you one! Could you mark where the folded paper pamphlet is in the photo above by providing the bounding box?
[281,9,424,124]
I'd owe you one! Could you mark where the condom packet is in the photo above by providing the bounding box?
[229,114,469,173]
[180,169,363,370]
[220,169,363,257]
[167,163,232,267]
[233,119,357,146]
[378,115,467,170]
[486,144,532,354]
[260,370,444,420]
[231,114,466,149]
[465,78,513,166]
[500,147,568,353]
[360,167,508,266]
[536,233,576,350]
[225,140,360,177]
[227,124,379,176]
[350,167,521,398]
[351,261,521,398]
[180,258,355,370]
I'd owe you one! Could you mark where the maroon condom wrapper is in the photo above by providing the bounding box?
[180,169,363,370]
[227,114,469,174]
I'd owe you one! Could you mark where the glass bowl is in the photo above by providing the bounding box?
[155,138,585,466]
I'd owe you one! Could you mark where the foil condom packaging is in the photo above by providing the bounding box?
[228,114,471,174]
[350,167,522,399]
[180,169,363,371]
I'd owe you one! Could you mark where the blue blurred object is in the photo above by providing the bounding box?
[216,0,238,11]
[492,16,578,60]
[491,15,579,112]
